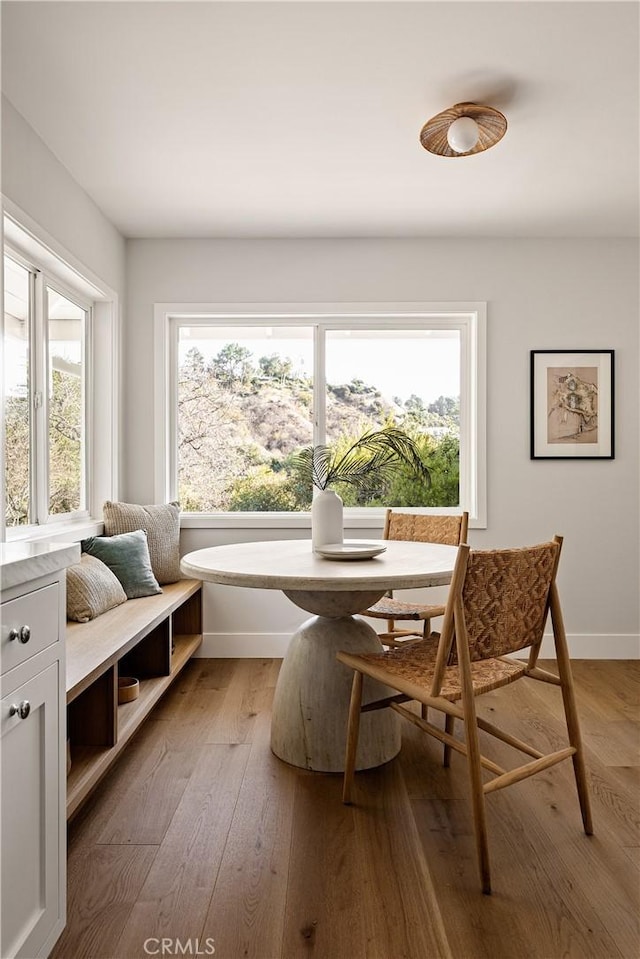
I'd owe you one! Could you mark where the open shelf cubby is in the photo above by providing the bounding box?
[66,580,202,819]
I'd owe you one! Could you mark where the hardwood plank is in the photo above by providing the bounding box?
[57,660,640,959]
[150,658,261,734]
[350,760,453,959]
[67,719,171,852]
[569,660,639,722]
[478,680,640,847]
[532,663,640,767]
[203,658,280,745]
[96,722,204,845]
[474,683,639,953]
[67,664,227,848]
[192,657,244,691]
[622,845,640,870]
[397,721,526,959]
[398,676,639,958]
[199,707,296,959]
[113,744,250,957]
[50,844,157,959]
[507,679,640,844]
[281,773,367,959]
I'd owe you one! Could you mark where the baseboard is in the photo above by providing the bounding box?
[196,632,291,658]
[195,631,640,660]
[535,633,639,659]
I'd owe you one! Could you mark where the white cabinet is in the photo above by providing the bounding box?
[1,543,79,959]
[1,663,60,959]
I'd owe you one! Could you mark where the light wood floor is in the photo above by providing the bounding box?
[52,659,639,959]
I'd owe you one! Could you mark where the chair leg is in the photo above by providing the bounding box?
[443,713,454,767]
[456,612,492,894]
[560,672,593,835]
[418,623,433,717]
[551,593,593,835]
[342,670,363,805]
[463,711,492,894]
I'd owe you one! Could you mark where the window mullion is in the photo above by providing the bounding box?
[81,306,90,513]
[313,324,326,445]
[168,318,179,501]
[32,272,49,524]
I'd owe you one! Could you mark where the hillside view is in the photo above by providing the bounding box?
[178,343,460,511]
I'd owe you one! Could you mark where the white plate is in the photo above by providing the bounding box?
[316,541,387,560]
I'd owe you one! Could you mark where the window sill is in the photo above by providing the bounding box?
[180,510,384,530]
[4,518,103,545]
[179,507,469,530]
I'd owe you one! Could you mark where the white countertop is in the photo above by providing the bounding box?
[180,538,458,592]
[0,541,81,592]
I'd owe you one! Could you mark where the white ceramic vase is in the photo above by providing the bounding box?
[311,487,344,552]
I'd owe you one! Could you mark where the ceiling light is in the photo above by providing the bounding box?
[420,102,507,157]
[447,116,480,153]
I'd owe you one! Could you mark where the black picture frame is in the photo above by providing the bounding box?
[530,350,614,459]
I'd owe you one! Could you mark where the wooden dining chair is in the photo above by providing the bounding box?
[338,535,593,894]
[361,510,469,646]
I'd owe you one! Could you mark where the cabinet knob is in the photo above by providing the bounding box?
[8,625,31,644]
[9,701,31,720]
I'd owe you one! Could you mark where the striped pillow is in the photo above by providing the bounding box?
[66,554,127,622]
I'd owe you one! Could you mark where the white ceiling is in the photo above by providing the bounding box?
[2,1,639,239]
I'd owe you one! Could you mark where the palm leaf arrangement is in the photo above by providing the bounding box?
[291,426,431,493]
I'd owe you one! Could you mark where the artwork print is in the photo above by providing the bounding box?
[547,366,598,444]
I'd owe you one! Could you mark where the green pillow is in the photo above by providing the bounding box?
[81,530,162,599]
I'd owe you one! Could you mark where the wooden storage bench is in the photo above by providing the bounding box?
[65,579,202,819]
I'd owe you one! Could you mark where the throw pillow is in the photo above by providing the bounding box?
[66,554,128,623]
[81,529,162,599]
[103,500,181,584]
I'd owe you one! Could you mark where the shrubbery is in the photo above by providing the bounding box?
[178,344,459,511]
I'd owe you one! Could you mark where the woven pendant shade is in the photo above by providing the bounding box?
[420,102,507,157]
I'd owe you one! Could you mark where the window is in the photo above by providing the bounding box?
[156,303,486,526]
[4,253,90,528]
[3,211,120,541]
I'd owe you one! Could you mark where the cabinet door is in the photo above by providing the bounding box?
[1,663,61,959]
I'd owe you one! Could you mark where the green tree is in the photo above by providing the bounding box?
[227,467,300,511]
[383,433,459,507]
[210,343,255,388]
[258,353,294,385]
[49,368,82,514]
[4,393,30,525]
[428,395,460,421]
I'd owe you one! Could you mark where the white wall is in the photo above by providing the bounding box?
[126,237,640,658]
[3,103,636,657]
[2,98,126,296]
[2,99,127,517]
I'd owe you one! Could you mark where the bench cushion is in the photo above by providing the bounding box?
[67,554,128,622]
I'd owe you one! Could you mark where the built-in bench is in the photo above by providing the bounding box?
[65,578,202,819]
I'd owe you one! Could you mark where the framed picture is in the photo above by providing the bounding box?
[530,350,614,459]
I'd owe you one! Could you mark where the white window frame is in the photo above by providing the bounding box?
[154,302,487,528]
[2,207,120,542]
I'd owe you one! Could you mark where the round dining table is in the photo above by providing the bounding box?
[180,538,458,772]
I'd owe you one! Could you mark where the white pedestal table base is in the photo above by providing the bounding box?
[270,588,401,772]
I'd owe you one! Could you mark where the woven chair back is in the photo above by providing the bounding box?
[451,542,559,662]
[386,511,467,546]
